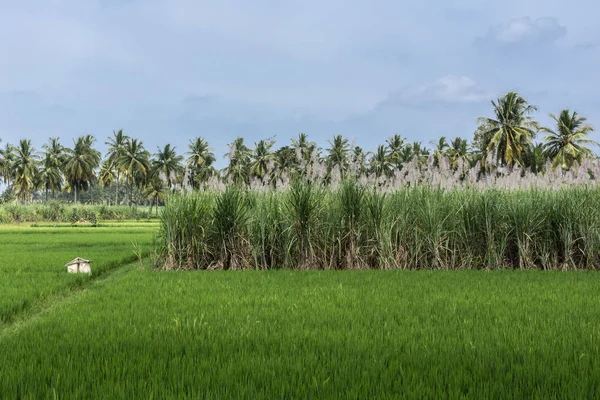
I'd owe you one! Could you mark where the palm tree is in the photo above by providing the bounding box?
[250,138,275,182]
[478,92,539,167]
[0,142,16,185]
[186,137,216,188]
[117,138,151,204]
[326,134,350,177]
[105,129,129,205]
[541,109,597,169]
[369,145,393,178]
[351,146,368,177]
[38,138,67,200]
[98,161,116,190]
[43,137,67,168]
[153,144,183,189]
[291,133,317,163]
[63,135,101,203]
[271,145,297,185]
[523,142,547,174]
[386,134,406,169]
[13,139,39,202]
[446,137,471,169]
[143,176,166,217]
[224,137,251,185]
[430,136,449,166]
[36,153,63,200]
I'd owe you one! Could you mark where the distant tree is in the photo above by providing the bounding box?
[446,137,471,169]
[117,138,151,203]
[523,142,547,174]
[291,133,317,163]
[98,160,116,190]
[326,135,351,178]
[478,92,539,167]
[386,134,406,169]
[186,137,216,188]
[224,137,251,185]
[153,144,183,189]
[250,138,275,182]
[36,153,63,200]
[105,130,130,205]
[271,145,297,185]
[541,109,598,169]
[369,145,393,178]
[13,139,39,202]
[63,135,101,203]
[430,136,449,167]
[144,175,166,217]
[0,141,16,186]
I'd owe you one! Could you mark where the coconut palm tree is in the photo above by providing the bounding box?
[13,139,39,202]
[541,109,597,169]
[105,129,129,205]
[271,145,297,185]
[430,136,449,167]
[369,145,393,178]
[153,144,183,189]
[446,137,471,169]
[98,161,116,190]
[143,175,166,217]
[523,142,547,174]
[250,138,275,182]
[291,133,317,163]
[186,137,216,188]
[117,138,151,204]
[0,141,16,185]
[36,153,63,200]
[326,134,350,177]
[224,137,251,185]
[63,135,101,203]
[478,92,539,167]
[42,138,67,168]
[386,134,406,169]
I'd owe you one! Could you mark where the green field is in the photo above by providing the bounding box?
[0,222,156,322]
[2,224,600,398]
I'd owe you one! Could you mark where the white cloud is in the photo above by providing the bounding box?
[383,75,489,106]
[481,17,566,45]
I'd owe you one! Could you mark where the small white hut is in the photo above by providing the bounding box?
[65,257,92,274]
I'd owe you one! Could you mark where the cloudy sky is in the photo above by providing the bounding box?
[0,0,598,167]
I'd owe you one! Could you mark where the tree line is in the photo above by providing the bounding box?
[0,91,597,204]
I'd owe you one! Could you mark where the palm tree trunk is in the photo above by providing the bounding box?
[155,195,159,217]
[115,172,119,205]
[46,188,48,202]
[74,185,77,204]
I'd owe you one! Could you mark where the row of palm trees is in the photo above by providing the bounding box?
[0,92,596,203]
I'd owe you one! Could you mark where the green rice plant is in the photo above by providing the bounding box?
[3,270,600,398]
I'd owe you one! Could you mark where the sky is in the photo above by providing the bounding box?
[0,0,598,168]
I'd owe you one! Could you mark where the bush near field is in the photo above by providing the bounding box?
[154,181,600,271]
[0,201,154,223]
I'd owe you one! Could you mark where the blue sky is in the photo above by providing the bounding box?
[0,0,598,168]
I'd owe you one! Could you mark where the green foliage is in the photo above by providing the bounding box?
[156,184,600,270]
[0,224,155,323]
[2,270,600,398]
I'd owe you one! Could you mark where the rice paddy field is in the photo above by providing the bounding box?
[0,222,156,322]
[2,204,600,398]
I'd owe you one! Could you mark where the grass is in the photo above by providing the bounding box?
[0,222,156,323]
[155,184,600,270]
[1,269,600,398]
